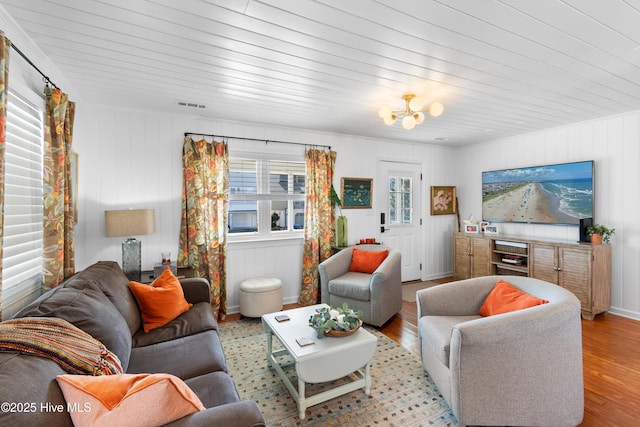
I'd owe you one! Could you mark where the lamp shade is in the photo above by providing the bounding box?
[105,209,156,237]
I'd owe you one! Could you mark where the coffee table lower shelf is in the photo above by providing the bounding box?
[262,304,377,420]
[267,347,371,419]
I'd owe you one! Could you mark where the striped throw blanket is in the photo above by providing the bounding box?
[0,317,123,375]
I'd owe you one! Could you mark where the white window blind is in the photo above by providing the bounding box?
[2,91,43,318]
[229,157,305,236]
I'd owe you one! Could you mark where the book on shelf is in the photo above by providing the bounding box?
[501,254,524,265]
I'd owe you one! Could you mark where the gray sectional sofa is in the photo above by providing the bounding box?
[0,261,266,427]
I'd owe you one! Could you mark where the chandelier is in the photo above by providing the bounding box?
[378,94,444,130]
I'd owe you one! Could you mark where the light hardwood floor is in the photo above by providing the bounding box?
[225,280,640,426]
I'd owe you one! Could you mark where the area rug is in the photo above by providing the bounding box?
[402,281,441,302]
[219,318,458,426]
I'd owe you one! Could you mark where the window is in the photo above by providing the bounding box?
[229,157,305,236]
[1,91,44,319]
[389,176,413,224]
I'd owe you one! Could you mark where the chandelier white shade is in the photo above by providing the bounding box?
[378,94,444,129]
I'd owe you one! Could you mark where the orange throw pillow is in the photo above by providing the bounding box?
[129,267,192,332]
[56,373,205,427]
[349,248,389,274]
[479,279,549,316]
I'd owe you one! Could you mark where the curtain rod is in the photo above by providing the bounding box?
[184,132,331,150]
[10,42,59,89]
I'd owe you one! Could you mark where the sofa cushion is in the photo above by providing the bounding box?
[349,248,389,274]
[184,371,240,408]
[56,373,204,427]
[328,271,372,301]
[0,352,73,426]
[14,282,132,371]
[129,268,192,332]
[479,279,549,317]
[66,261,142,335]
[419,315,481,367]
[127,330,227,379]
[132,302,219,348]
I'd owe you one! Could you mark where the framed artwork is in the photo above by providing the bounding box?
[341,177,373,209]
[485,225,499,235]
[465,224,479,233]
[70,151,78,224]
[480,221,489,232]
[430,186,457,215]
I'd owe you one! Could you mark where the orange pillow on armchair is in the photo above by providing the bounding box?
[479,279,548,316]
[349,248,389,274]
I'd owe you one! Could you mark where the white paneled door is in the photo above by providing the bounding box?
[377,161,422,282]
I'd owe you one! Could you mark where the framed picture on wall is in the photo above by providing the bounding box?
[430,186,457,215]
[341,177,373,208]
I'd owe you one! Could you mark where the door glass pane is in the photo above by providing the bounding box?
[389,176,412,224]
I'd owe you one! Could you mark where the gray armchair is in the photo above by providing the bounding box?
[318,245,402,327]
[416,275,584,426]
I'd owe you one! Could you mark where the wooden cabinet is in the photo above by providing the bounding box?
[530,242,611,320]
[452,232,611,320]
[453,233,491,280]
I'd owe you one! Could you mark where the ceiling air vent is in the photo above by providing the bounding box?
[177,101,206,109]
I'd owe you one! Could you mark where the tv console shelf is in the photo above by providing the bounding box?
[453,232,611,320]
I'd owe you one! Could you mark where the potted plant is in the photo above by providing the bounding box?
[587,224,615,244]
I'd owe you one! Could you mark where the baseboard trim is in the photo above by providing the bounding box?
[607,307,640,322]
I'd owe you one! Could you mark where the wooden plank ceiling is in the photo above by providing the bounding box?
[2,0,640,146]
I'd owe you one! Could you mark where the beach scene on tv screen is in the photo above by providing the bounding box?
[482,161,593,225]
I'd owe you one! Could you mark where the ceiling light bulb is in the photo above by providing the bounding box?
[409,96,424,111]
[378,104,392,119]
[402,115,416,129]
[384,114,397,126]
[428,102,444,117]
[414,112,425,125]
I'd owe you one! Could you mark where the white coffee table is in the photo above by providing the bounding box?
[262,304,377,419]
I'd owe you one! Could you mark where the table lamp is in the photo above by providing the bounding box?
[105,209,156,281]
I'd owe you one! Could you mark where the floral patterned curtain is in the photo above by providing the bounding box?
[0,34,10,318]
[178,137,229,320]
[42,86,76,288]
[299,148,336,305]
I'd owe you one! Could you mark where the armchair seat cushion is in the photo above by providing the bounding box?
[328,272,372,301]
[419,315,480,367]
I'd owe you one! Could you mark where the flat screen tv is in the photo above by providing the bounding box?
[482,160,593,226]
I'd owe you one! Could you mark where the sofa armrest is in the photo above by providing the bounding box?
[164,401,266,427]
[180,278,211,304]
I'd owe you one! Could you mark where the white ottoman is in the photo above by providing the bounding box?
[240,277,283,317]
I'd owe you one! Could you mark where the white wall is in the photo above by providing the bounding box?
[455,111,640,320]
[73,105,458,313]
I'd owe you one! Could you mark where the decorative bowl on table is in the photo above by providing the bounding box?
[309,304,364,339]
